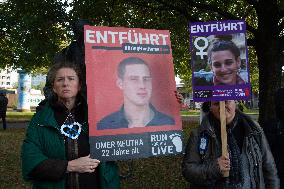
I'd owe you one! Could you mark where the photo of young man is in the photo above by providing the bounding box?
[97,57,175,130]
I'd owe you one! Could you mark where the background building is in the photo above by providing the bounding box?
[0,67,46,109]
[31,74,46,86]
[0,67,18,89]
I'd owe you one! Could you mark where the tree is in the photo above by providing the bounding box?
[2,0,284,124]
[130,0,283,125]
[0,0,69,71]
[70,0,283,125]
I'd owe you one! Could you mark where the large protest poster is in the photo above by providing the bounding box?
[85,26,182,161]
[190,20,251,102]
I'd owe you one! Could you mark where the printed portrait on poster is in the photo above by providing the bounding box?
[193,34,248,86]
[96,56,175,130]
[85,26,182,161]
[190,20,251,102]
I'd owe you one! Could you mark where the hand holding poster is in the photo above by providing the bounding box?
[190,20,251,101]
[85,26,182,161]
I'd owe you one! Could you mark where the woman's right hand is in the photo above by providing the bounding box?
[217,155,230,173]
[67,155,100,173]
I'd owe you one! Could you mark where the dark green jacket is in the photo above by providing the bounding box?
[21,102,120,189]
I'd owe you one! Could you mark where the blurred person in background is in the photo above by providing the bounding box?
[264,88,284,188]
[0,92,8,130]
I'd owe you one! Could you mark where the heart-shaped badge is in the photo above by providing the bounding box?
[60,122,82,139]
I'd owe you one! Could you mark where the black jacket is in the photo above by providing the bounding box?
[264,119,284,188]
[182,111,279,189]
[0,95,8,115]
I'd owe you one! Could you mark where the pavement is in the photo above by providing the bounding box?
[2,114,259,129]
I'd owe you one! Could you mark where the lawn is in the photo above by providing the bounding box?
[6,111,34,122]
[0,120,197,189]
[4,109,259,122]
[0,128,32,189]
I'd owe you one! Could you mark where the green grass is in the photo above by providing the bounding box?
[4,109,259,122]
[0,120,198,189]
[243,109,259,114]
[0,128,31,189]
[181,110,200,116]
[6,112,34,122]
[120,120,195,189]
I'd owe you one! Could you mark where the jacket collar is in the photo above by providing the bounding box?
[199,110,261,137]
[118,103,158,123]
[34,101,59,129]
[238,111,262,137]
[34,95,89,132]
[199,112,216,137]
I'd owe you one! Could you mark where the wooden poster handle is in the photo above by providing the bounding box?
[220,101,229,177]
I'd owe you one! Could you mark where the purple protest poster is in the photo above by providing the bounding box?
[189,20,251,102]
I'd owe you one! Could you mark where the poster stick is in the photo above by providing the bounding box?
[220,101,229,177]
